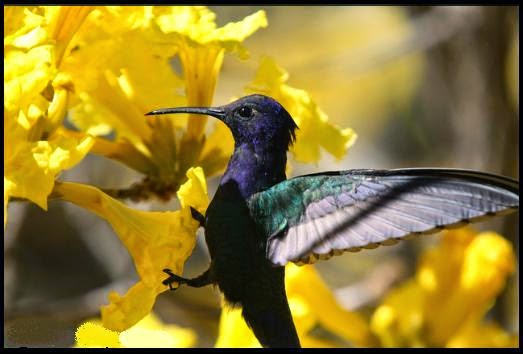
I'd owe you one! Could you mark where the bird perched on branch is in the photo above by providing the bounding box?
[146,94,519,348]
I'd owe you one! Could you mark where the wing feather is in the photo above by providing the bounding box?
[248,168,519,266]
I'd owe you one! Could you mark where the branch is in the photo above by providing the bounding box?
[9,178,180,204]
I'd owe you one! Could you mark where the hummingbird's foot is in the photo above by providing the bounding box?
[190,207,205,227]
[162,268,188,291]
[162,268,213,290]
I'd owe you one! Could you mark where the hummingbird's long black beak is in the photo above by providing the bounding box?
[145,107,226,121]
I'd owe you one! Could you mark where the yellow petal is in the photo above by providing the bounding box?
[4,7,49,49]
[154,6,216,40]
[67,93,119,137]
[53,168,208,330]
[377,227,517,347]
[43,6,93,66]
[60,7,182,142]
[370,279,425,348]
[446,320,518,348]
[101,6,155,33]
[75,320,121,348]
[211,10,267,42]
[4,45,56,117]
[247,57,357,163]
[4,133,93,210]
[418,228,516,346]
[210,10,268,58]
[155,7,267,139]
[88,71,154,147]
[199,120,234,177]
[75,312,197,348]
[4,178,15,229]
[286,264,373,347]
[417,228,475,294]
[101,282,157,332]
[115,45,186,122]
[288,296,315,334]
[119,313,197,348]
[53,179,202,287]
[177,167,209,214]
[215,303,261,348]
[460,231,516,295]
[264,7,424,136]
[155,6,267,50]
[86,135,157,176]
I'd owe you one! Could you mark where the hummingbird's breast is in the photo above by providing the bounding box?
[204,180,267,303]
[204,144,288,304]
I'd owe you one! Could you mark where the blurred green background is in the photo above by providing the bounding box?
[4,6,518,347]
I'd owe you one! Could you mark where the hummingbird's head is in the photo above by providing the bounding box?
[146,94,298,151]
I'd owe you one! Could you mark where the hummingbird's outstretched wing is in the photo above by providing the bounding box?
[247,169,519,266]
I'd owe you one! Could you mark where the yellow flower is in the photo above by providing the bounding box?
[370,227,517,348]
[215,302,262,348]
[5,6,364,344]
[370,280,425,348]
[201,57,358,177]
[60,6,268,196]
[447,321,518,348]
[75,312,196,348]
[215,263,373,348]
[4,6,95,226]
[154,7,268,181]
[53,167,208,331]
[4,5,264,334]
[5,132,93,210]
[261,7,424,137]
[247,57,357,163]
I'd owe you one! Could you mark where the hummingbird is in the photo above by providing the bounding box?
[146,94,519,348]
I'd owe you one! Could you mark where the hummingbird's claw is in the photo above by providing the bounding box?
[162,268,187,291]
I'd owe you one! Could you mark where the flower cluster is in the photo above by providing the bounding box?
[370,228,517,348]
[5,5,354,339]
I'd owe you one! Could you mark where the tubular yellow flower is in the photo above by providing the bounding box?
[57,6,268,197]
[75,313,196,348]
[371,227,517,348]
[52,167,208,331]
[58,6,185,175]
[446,321,518,348]
[423,230,516,345]
[152,7,268,180]
[4,5,94,226]
[154,6,268,113]
[4,125,93,212]
[247,57,357,163]
[200,57,358,177]
[285,263,374,347]
[369,280,425,348]
[43,6,93,66]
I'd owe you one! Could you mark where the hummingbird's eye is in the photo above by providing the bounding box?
[238,106,254,118]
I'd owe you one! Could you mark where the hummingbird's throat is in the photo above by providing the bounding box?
[221,143,288,198]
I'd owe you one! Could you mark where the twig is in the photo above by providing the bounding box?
[9,178,181,204]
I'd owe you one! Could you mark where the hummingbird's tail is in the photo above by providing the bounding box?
[242,297,301,348]
[240,265,300,348]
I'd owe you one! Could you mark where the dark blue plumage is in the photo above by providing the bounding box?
[146,94,519,348]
